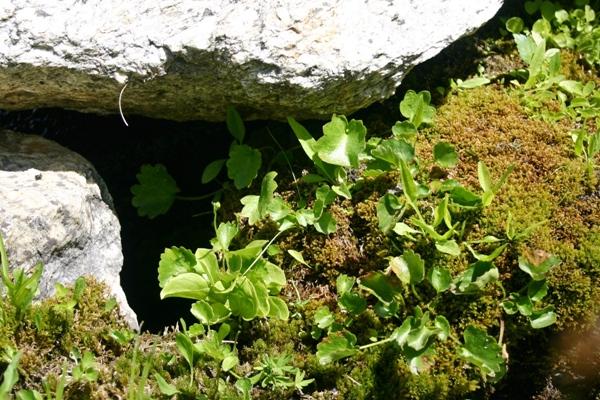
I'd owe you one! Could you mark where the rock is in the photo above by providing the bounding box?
[0,0,502,121]
[0,130,138,329]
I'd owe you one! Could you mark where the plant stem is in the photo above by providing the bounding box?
[358,336,394,351]
[176,189,222,201]
[242,230,284,277]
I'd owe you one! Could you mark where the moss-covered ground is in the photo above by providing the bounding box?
[1,1,600,399]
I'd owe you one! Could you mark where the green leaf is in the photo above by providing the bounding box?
[377,193,402,233]
[400,90,436,128]
[506,17,525,33]
[518,254,560,281]
[258,171,278,218]
[16,390,43,400]
[434,316,450,341]
[530,306,557,329]
[268,297,289,320]
[502,300,518,315]
[389,250,425,285]
[433,142,458,168]
[228,278,259,320]
[428,266,451,293]
[131,164,179,218]
[456,261,499,293]
[160,273,210,300]
[195,249,221,283]
[339,292,367,315]
[399,159,419,212]
[478,161,492,193]
[516,294,533,316]
[514,33,536,64]
[360,272,399,304]
[371,139,415,167]
[288,117,318,160]
[450,186,482,208]
[466,243,507,262]
[175,332,197,370]
[393,222,419,240]
[158,247,197,287]
[316,115,366,168]
[528,279,548,302]
[459,326,506,381]
[240,195,260,225]
[314,306,335,329]
[222,355,239,372]
[392,121,417,142]
[455,77,491,90]
[287,250,309,266]
[0,352,20,396]
[227,144,262,189]
[336,274,356,295]
[432,195,450,228]
[212,221,239,252]
[406,312,435,351]
[559,80,584,96]
[154,372,180,396]
[201,159,226,184]
[316,332,358,365]
[391,318,413,346]
[226,106,245,143]
[190,300,230,325]
[435,240,461,256]
[314,212,337,234]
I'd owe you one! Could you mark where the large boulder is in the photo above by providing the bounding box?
[0,0,502,121]
[0,130,138,329]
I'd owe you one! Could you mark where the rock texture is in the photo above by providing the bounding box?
[0,0,502,121]
[0,130,138,329]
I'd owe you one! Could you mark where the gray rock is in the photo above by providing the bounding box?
[0,0,502,121]
[0,130,138,329]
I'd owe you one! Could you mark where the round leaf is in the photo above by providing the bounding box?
[227,144,262,189]
[433,142,458,168]
[131,164,179,218]
[428,266,451,293]
[506,17,524,33]
[160,273,209,300]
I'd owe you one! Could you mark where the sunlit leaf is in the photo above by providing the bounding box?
[316,115,366,168]
[316,332,358,365]
[428,266,451,293]
[160,273,210,300]
[158,247,196,287]
[459,326,506,381]
[433,142,458,168]
[389,250,425,285]
[530,306,557,329]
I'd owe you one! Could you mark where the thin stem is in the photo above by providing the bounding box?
[410,284,423,302]
[241,230,284,277]
[176,189,222,202]
[358,336,394,351]
[266,127,302,201]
